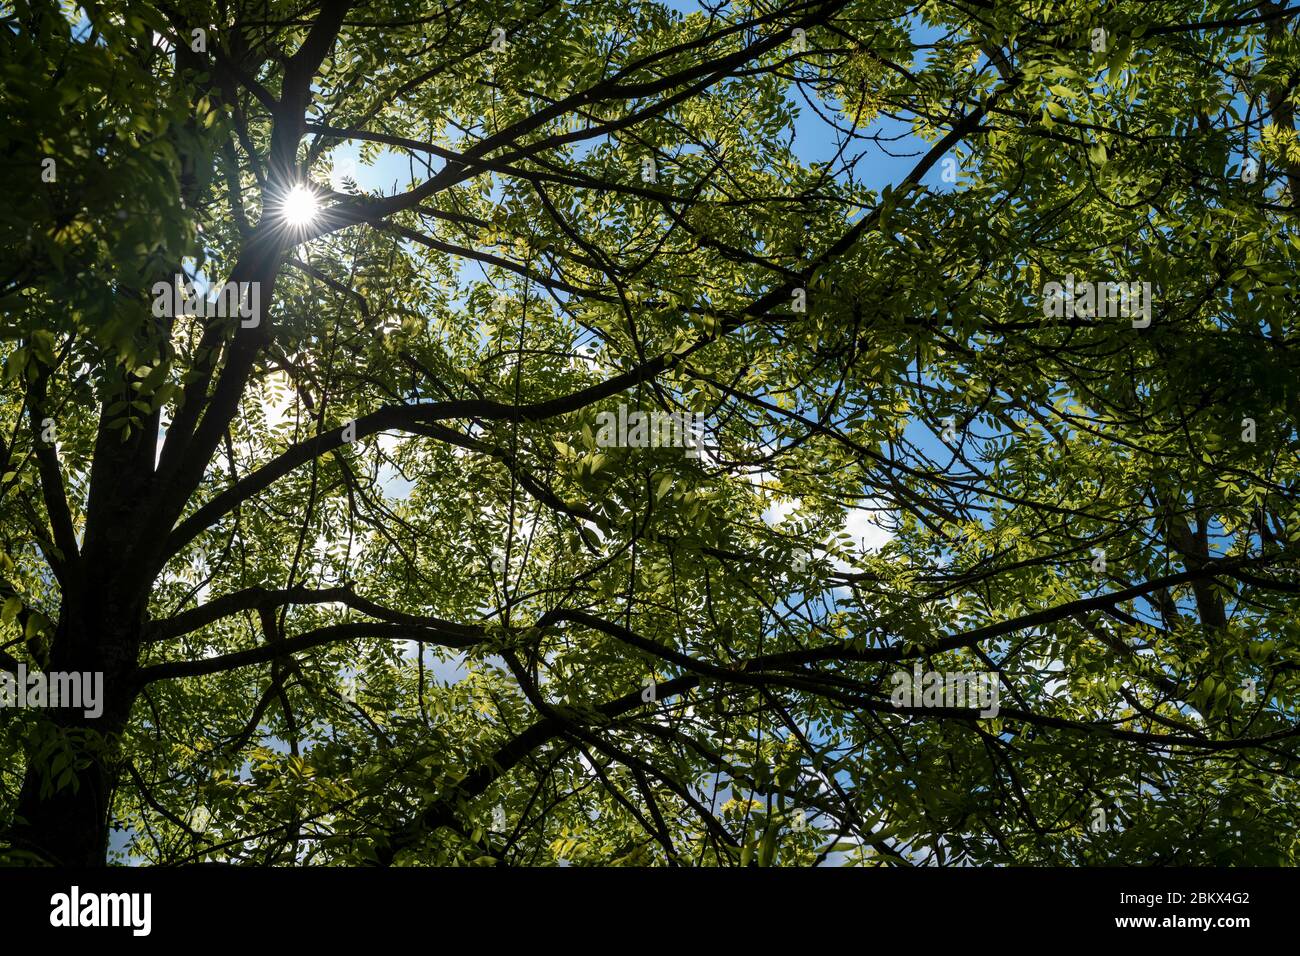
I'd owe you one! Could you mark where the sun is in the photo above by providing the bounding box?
[279,184,320,227]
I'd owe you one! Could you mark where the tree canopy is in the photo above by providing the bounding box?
[1,0,1299,866]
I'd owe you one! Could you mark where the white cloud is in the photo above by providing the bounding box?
[841,505,892,556]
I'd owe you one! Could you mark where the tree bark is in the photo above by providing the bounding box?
[7,585,145,865]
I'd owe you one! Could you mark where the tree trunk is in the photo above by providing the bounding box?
[7,591,143,866]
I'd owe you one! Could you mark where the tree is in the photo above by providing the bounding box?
[1,0,1298,866]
